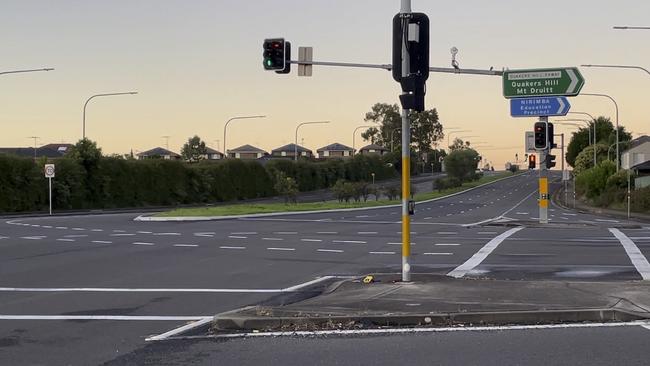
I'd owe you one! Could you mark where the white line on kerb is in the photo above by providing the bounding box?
[146,317,213,341]
[609,228,650,280]
[447,227,524,278]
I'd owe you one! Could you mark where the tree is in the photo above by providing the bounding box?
[362,103,444,154]
[273,171,298,204]
[181,135,208,162]
[573,144,610,175]
[444,148,480,182]
[566,117,632,167]
[449,138,471,151]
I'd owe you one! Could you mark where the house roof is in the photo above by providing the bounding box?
[625,135,650,152]
[0,143,74,158]
[359,143,388,151]
[271,143,312,154]
[205,147,224,155]
[316,143,353,152]
[137,147,180,157]
[228,144,267,153]
[632,160,650,171]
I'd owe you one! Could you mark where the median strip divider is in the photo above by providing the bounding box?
[447,227,525,278]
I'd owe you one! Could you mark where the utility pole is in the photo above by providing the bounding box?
[399,0,412,282]
[28,136,39,160]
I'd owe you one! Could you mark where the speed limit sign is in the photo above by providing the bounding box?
[44,164,55,178]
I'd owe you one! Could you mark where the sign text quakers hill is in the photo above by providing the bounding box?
[503,68,585,98]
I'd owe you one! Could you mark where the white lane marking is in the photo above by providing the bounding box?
[317,249,344,253]
[562,213,577,216]
[42,226,52,229]
[228,236,247,239]
[231,232,257,235]
[92,240,112,244]
[597,219,620,223]
[388,242,415,245]
[0,276,340,294]
[631,237,650,240]
[301,239,323,242]
[56,239,75,242]
[55,227,67,230]
[609,228,650,280]
[333,240,367,244]
[173,244,198,248]
[424,217,433,220]
[91,229,103,232]
[194,234,214,237]
[113,230,126,233]
[110,233,136,237]
[155,233,181,236]
[0,236,8,240]
[137,231,153,234]
[146,317,213,341]
[132,242,155,246]
[262,237,283,241]
[64,234,88,238]
[478,232,497,235]
[358,232,378,234]
[448,227,525,278]
[30,225,41,227]
[274,232,297,235]
[72,228,85,231]
[202,321,650,340]
[219,246,246,250]
[317,232,338,234]
[20,236,46,240]
[267,247,295,251]
[435,243,460,246]
[515,212,529,215]
[369,251,396,255]
[0,315,210,321]
[423,252,453,255]
[437,232,457,235]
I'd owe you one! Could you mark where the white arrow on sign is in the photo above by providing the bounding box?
[566,69,579,94]
[556,97,566,115]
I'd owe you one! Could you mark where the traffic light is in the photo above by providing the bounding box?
[392,13,430,112]
[534,122,547,149]
[546,154,556,169]
[263,38,290,73]
[528,154,537,169]
[548,123,556,149]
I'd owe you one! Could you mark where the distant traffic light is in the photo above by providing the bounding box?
[546,154,557,169]
[263,38,290,73]
[528,154,537,169]
[534,122,547,149]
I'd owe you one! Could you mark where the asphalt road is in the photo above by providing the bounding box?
[1,170,649,365]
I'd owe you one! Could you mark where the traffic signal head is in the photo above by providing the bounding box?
[534,122,547,149]
[548,123,556,149]
[263,38,290,73]
[528,154,537,169]
[546,154,557,169]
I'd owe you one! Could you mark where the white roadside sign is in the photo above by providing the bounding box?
[525,131,535,152]
[44,164,55,178]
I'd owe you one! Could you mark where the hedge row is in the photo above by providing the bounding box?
[0,153,397,213]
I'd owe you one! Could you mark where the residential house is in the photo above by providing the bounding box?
[202,147,224,160]
[316,143,353,159]
[359,143,388,156]
[632,161,650,189]
[137,147,181,160]
[0,143,73,159]
[227,144,267,159]
[622,135,650,170]
[271,143,313,159]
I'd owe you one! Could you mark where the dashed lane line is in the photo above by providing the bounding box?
[219,246,246,250]
[110,233,136,237]
[231,232,258,235]
[56,239,75,242]
[92,240,112,244]
[317,231,338,234]
[132,242,155,246]
[91,229,103,232]
[437,232,458,235]
[155,233,181,236]
[301,239,323,242]
[55,227,68,230]
[423,252,453,255]
[477,232,497,235]
[317,249,344,253]
[358,232,378,235]
[137,231,153,234]
[64,234,88,238]
[273,232,297,235]
[20,236,46,240]
[262,237,284,241]
[369,251,395,255]
[435,243,460,246]
[228,236,247,239]
[333,240,367,244]
[267,247,295,251]
[173,244,199,248]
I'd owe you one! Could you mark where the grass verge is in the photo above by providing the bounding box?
[156,172,517,217]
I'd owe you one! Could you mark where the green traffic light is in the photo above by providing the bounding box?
[265,59,273,67]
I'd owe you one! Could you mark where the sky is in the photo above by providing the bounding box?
[1,0,649,167]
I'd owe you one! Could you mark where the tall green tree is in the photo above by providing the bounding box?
[361,103,444,154]
[566,116,632,167]
[444,148,480,182]
[181,135,208,162]
[449,138,471,151]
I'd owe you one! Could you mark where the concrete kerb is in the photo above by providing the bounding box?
[135,172,528,222]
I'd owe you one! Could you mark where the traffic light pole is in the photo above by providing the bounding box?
[400,0,412,283]
[539,116,549,224]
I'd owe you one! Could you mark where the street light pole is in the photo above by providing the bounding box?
[568,111,597,166]
[555,118,596,167]
[0,68,54,76]
[580,93,620,171]
[83,92,138,140]
[352,126,374,156]
[223,115,266,158]
[28,136,39,160]
[582,64,650,77]
[613,26,650,30]
[294,121,330,161]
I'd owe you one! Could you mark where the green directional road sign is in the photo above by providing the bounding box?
[503,67,585,99]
